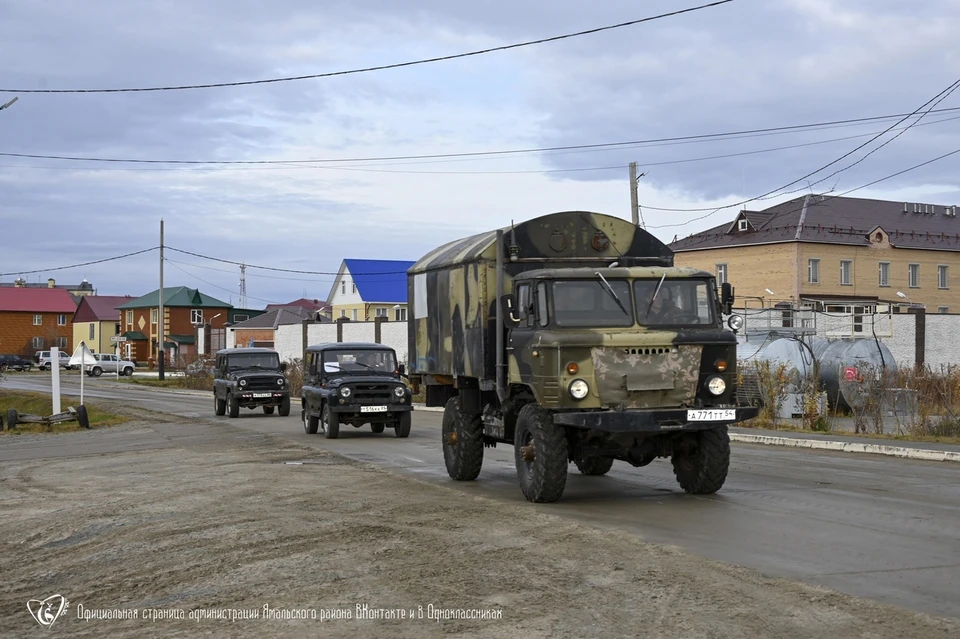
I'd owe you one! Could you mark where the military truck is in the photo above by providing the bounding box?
[407,211,757,503]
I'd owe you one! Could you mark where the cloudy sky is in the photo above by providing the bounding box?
[1,0,959,307]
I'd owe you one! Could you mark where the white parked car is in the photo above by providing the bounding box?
[36,350,73,371]
[85,353,136,377]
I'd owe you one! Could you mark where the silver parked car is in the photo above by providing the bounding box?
[85,353,137,377]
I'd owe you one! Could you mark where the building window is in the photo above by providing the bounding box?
[351,309,358,321]
[879,262,890,287]
[33,314,42,326]
[126,310,133,326]
[151,308,158,324]
[32,337,43,348]
[939,265,948,289]
[394,307,407,321]
[190,309,203,324]
[340,309,346,318]
[376,308,388,317]
[352,283,356,294]
[716,263,728,285]
[840,260,852,286]
[938,306,950,314]
[89,323,95,340]
[57,314,66,326]
[233,314,248,322]
[808,258,820,284]
[738,218,748,231]
[908,263,920,288]
[341,281,346,295]
[55,337,67,348]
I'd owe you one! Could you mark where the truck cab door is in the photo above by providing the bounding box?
[507,282,548,384]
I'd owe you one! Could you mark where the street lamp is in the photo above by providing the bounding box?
[0,97,18,112]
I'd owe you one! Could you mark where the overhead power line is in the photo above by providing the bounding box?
[165,260,283,305]
[166,247,409,275]
[4,105,960,168]
[642,76,960,222]
[0,247,158,277]
[0,1,733,94]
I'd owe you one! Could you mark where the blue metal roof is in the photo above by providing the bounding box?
[343,259,415,303]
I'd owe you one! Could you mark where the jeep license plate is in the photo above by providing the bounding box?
[687,409,736,422]
[360,405,388,413]
[252,393,272,398]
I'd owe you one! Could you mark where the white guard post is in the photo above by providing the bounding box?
[51,346,61,414]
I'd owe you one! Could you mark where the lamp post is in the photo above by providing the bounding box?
[0,97,17,112]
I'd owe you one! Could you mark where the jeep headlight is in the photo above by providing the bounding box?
[340,387,352,398]
[568,379,589,400]
[707,376,726,396]
[239,379,247,387]
[393,386,405,398]
[277,378,284,386]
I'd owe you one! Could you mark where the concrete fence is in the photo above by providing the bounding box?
[274,319,408,365]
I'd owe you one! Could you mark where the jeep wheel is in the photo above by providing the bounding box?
[514,404,568,503]
[574,455,614,476]
[263,406,275,415]
[671,425,730,495]
[214,393,226,416]
[322,405,339,439]
[394,412,411,438]
[303,406,319,434]
[228,393,240,419]
[441,397,483,481]
[278,395,291,417]
[371,423,385,434]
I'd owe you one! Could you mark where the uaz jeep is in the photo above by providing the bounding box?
[213,347,291,418]
[300,342,413,439]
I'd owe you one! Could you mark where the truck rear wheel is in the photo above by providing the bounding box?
[671,425,730,494]
[514,404,568,503]
[574,456,614,476]
[441,397,483,481]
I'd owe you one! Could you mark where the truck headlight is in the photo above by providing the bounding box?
[239,379,247,387]
[568,379,589,400]
[707,376,726,396]
[393,386,405,398]
[727,315,744,331]
[340,387,352,398]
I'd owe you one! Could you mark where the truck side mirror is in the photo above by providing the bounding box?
[500,294,521,328]
[397,363,406,376]
[721,282,735,315]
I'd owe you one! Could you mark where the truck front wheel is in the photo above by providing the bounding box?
[441,397,483,481]
[671,425,730,494]
[514,404,568,503]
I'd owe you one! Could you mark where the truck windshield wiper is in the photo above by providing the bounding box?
[645,274,667,316]
[595,272,629,316]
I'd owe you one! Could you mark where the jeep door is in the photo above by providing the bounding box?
[301,351,321,416]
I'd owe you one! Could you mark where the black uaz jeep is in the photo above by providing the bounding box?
[213,348,291,418]
[300,342,413,439]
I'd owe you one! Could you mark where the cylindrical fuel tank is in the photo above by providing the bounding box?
[737,335,816,405]
[812,338,897,412]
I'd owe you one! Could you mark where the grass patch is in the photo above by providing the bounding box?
[0,390,129,434]
[735,419,960,445]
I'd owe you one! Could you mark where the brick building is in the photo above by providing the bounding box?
[228,306,325,351]
[670,195,960,313]
[0,288,78,356]
[117,287,231,365]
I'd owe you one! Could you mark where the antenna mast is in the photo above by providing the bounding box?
[239,263,247,309]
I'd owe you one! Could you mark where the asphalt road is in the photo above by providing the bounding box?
[3,375,959,619]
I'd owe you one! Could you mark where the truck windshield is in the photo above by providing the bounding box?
[323,350,397,374]
[635,279,714,326]
[227,353,281,370]
[551,280,634,327]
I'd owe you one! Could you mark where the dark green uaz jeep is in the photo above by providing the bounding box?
[213,348,291,418]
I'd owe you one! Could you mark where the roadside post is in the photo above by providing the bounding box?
[111,336,127,380]
[51,347,61,414]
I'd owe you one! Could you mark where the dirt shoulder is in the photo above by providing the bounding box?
[1,412,957,638]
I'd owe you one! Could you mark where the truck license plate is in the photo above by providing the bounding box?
[252,393,272,398]
[360,405,388,413]
[687,409,736,422]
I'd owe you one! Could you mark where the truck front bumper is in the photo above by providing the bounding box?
[552,406,759,433]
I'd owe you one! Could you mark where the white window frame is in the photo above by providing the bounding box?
[879,262,890,287]
[375,308,388,317]
[352,283,356,294]
[340,309,346,318]
[840,260,852,286]
[55,337,67,348]
[908,263,920,289]
[126,310,133,327]
[716,263,728,285]
[738,218,748,231]
[938,306,950,314]
[394,307,407,321]
[190,309,203,324]
[89,323,95,340]
[939,264,948,289]
[351,309,358,321]
[57,314,66,326]
[32,337,43,348]
[33,314,42,326]
[341,282,346,295]
[151,308,158,324]
[808,258,820,284]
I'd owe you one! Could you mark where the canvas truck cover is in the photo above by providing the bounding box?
[407,211,674,380]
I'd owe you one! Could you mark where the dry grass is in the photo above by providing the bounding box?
[0,390,129,434]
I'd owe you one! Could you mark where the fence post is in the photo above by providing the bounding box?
[336,317,346,343]
[909,306,926,370]
[374,316,387,343]
[301,318,310,360]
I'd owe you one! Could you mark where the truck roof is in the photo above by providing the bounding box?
[516,266,714,280]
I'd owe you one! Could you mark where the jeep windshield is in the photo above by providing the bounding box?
[635,279,715,326]
[227,353,281,370]
[551,279,634,327]
[322,350,397,375]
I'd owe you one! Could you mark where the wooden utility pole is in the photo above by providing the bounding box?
[629,162,646,227]
[158,219,165,381]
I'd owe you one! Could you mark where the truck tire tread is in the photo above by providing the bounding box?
[671,425,730,494]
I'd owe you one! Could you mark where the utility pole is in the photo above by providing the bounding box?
[629,162,646,228]
[158,219,165,381]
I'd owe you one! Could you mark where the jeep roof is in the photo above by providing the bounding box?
[215,347,278,356]
[305,342,398,353]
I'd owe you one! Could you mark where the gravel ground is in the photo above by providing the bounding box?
[1,411,958,638]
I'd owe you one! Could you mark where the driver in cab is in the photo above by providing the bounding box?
[644,286,683,324]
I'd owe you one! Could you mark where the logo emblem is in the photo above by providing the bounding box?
[592,231,610,251]
[549,230,567,252]
[27,595,69,628]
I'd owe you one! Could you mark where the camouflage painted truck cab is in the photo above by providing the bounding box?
[407,211,758,503]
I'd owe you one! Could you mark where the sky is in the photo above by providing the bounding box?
[1,0,959,308]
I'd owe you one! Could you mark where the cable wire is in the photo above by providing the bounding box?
[0,1,733,94]
[166,246,409,275]
[165,260,283,305]
[0,247,158,277]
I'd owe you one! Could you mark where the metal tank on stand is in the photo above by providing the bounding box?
[811,337,897,412]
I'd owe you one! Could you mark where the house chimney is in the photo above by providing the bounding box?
[47,278,55,288]
[903,202,908,213]
[14,277,26,287]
